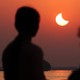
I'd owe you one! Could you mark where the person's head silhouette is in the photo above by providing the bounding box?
[15,6,40,37]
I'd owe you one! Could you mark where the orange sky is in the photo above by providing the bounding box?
[0,0,80,68]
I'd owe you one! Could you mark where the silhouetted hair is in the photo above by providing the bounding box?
[15,6,40,37]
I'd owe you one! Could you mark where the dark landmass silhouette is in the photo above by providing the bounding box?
[0,67,3,71]
[51,67,77,70]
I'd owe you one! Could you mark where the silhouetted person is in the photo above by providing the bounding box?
[77,27,80,38]
[68,68,80,80]
[2,6,46,80]
[43,60,51,71]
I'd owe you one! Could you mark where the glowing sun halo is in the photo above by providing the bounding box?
[56,13,69,26]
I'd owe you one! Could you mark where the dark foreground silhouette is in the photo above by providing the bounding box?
[43,60,51,71]
[77,27,80,38]
[68,68,80,80]
[2,6,46,80]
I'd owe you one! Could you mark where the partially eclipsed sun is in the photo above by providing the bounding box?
[56,13,69,26]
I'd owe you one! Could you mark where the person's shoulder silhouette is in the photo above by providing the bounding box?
[68,68,80,80]
[2,6,46,80]
[43,60,51,71]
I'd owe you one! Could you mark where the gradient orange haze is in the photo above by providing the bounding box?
[0,0,80,68]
